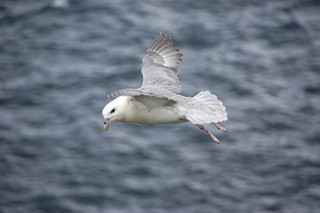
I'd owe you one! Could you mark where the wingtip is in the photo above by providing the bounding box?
[106,91,119,99]
[157,32,172,40]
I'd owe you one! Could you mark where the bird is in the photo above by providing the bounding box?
[102,32,227,143]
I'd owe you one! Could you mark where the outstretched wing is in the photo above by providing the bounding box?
[107,87,180,102]
[107,33,184,102]
[141,32,183,93]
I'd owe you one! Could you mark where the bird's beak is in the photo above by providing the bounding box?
[104,118,111,132]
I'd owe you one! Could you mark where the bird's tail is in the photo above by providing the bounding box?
[186,91,227,124]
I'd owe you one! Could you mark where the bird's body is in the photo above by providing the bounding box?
[102,33,228,143]
[103,96,188,124]
[106,96,187,124]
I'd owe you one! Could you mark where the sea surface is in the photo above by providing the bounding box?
[1,0,320,212]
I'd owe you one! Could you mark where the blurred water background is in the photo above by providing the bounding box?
[1,0,320,212]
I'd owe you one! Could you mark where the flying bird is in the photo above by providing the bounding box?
[102,33,227,143]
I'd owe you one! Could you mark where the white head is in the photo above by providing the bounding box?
[102,96,129,132]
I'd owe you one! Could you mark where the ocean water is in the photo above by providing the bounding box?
[1,0,320,212]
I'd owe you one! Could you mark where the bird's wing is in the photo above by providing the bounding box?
[107,33,183,104]
[107,87,178,107]
[140,32,183,93]
[107,87,180,102]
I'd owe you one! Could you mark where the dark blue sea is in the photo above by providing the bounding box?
[1,0,320,212]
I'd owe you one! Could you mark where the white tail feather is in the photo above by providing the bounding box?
[186,91,227,124]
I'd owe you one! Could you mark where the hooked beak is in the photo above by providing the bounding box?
[104,118,111,132]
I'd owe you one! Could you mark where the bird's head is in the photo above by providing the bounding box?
[102,96,129,132]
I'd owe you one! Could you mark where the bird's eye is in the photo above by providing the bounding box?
[110,108,115,113]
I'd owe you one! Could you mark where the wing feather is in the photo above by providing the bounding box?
[107,33,184,103]
[107,87,182,103]
[141,32,183,93]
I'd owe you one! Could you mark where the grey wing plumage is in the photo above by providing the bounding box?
[107,32,183,102]
[141,32,183,93]
[107,87,181,102]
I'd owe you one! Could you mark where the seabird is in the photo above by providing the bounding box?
[102,33,227,143]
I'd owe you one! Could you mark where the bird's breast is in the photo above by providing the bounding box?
[123,103,187,124]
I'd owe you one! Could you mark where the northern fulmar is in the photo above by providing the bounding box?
[102,33,227,143]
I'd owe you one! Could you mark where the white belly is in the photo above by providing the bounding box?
[123,101,188,124]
